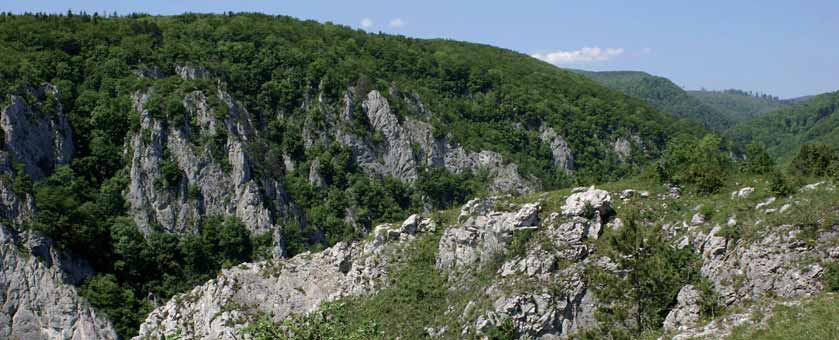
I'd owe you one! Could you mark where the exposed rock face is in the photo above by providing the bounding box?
[134,215,436,340]
[700,224,830,305]
[126,88,288,239]
[362,90,418,181]
[561,186,611,217]
[611,138,632,160]
[338,90,536,194]
[539,127,574,174]
[0,84,74,180]
[436,199,540,271]
[444,198,611,338]
[663,285,702,332]
[1,224,117,340]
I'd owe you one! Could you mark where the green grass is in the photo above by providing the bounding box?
[727,294,839,340]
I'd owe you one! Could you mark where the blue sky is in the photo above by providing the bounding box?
[3,1,837,98]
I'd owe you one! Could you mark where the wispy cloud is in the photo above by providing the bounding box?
[388,18,405,28]
[531,47,625,65]
[360,18,374,29]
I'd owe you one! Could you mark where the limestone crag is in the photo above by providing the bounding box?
[0,224,117,340]
[699,224,831,305]
[126,86,288,240]
[436,198,541,271]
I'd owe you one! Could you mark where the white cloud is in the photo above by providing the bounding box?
[360,18,374,29]
[388,18,405,28]
[531,47,625,65]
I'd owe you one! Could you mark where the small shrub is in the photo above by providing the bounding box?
[508,228,534,258]
[485,318,517,340]
[769,170,794,197]
[824,262,839,292]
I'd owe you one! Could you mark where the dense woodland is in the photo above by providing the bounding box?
[726,91,839,159]
[688,88,788,122]
[573,70,734,131]
[2,12,839,338]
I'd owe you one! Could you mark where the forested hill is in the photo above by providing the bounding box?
[726,90,839,159]
[688,89,789,122]
[571,70,733,131]
[0,12,702,338]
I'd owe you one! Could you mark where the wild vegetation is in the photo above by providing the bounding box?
[2,10,839,340]
[574,70,733,131]
[0,11,705,338]
[688,89,788,122]
[727,91,839,159]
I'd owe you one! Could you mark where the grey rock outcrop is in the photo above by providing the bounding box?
[126,87,288,238]
[539,127,574,173]
[1,84,74,180]
[1,224,117,340]
[436,199,540,271]
[561,187,611,217]
[135,215,436,340]
[339,90,535,194]
[362,90,418,181]
[700,224,832,306]
[459,202,613,338]
[663,285,702,332]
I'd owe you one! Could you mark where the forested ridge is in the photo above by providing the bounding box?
[0,12,702,337]
[572,70,734,131]
[726,91,839,159]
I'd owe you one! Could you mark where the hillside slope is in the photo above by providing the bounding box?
[726,91,839,158]
[0,12,702,338]
[572,70,733,130]
[137,178,839,339]
[688,89,788,122]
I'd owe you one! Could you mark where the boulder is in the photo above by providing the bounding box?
[561,187,611,217]
[731,187,755,199]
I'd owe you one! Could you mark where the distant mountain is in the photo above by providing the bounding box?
[727,91,839,158]
[572,70,734,131]
[688,89,789,122]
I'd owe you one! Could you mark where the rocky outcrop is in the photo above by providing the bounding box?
[436,198,540,271]
[362,90,419,181]
[561,186,612,217]
[134,214,436,340]
[0,84,74,180]
[699,224,830,306]
[539,127,574,173]
[126,87,288,241]
[0,224,117,340]
[442,196,616,338]
[663,285,702,332]
[338,90,536,194]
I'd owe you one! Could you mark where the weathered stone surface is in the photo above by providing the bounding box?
[611,137,632,160]
[0,84,74,180]
[1,225,117,340]
[126,88,288,240]
[436,199,540,271]
[701,224,831,306]
[539,126,574,173]
[561,187,611,217]
[663,285,702,332]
